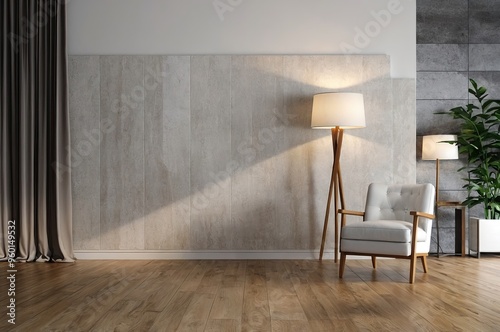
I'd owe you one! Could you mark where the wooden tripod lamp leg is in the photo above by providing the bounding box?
[333,129,344,262]
[319,135,336,261]
[435,158,440,258]
[319,127,344,262]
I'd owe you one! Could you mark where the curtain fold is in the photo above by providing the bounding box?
[1,0,74,262]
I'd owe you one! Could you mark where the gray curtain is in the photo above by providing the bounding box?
[1,0,74,262]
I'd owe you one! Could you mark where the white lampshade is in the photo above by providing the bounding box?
[422,135,459,160]
[311,93,366,129]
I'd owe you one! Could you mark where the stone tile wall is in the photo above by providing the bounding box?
[417,0,500,254]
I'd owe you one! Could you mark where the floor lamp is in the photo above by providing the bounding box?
[422,134,459,256]
[312,93,366,262]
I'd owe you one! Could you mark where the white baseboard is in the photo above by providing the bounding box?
[73,249,338,260]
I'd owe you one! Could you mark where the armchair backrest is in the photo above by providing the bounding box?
[364,183,435,230]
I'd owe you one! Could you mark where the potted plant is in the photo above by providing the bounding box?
[439,79,500,257]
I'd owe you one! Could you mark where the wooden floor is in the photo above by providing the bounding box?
[2,255,500,331]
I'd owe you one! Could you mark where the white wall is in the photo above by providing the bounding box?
[67,0,416,78]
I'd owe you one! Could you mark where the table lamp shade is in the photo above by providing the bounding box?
[422,135,459,160]
[311,93,366,129]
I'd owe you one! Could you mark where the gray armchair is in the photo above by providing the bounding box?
[339,183,435,284]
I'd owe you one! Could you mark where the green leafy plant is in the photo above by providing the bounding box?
[439,79,500,219]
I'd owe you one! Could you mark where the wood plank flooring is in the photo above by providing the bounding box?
[1,255,500,331]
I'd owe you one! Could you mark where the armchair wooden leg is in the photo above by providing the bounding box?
[409,254,417,284]
[420,255,428,273]
[339,253,346,278]
[371,256,376,269]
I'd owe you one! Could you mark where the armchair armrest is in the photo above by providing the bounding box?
[410,211,435,220]
[410,211,435,256]
[410,211,435,231]
[338,209,365,227]
[338,209,365,217]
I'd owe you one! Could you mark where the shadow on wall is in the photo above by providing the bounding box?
[68,54,410,251]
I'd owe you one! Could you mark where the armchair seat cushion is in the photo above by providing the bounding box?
[341,220,427,243]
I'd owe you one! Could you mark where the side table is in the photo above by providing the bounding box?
[436,201,466,257]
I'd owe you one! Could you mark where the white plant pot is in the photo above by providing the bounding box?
[469,217,500,258]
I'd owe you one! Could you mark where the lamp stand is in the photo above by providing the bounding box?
[435,158,441,257]
[319,127,345,262]
[435,158,440,203]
